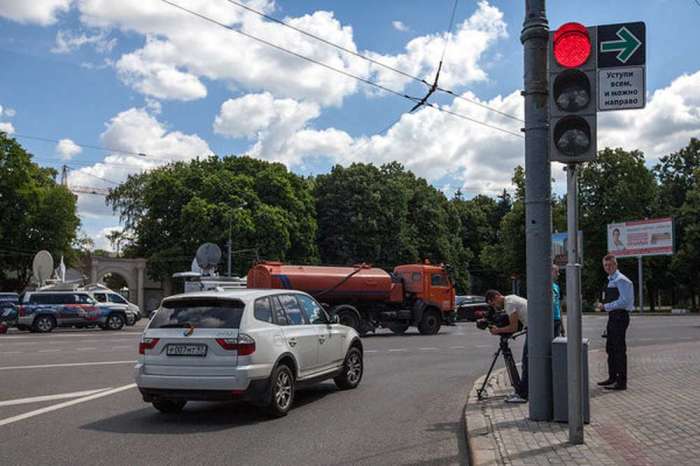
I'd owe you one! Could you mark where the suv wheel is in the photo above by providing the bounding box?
[334,347,363,390]
[265,364,295,417]
[152,399,186,413]
[418,310,441,335]
[125,313,136,326]
[33,315,56,333]
[105,313,125,331]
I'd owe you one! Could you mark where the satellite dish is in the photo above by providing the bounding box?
[32,250,54,285]
[195,243,222,272]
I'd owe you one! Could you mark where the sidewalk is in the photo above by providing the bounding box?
[465,340,700,465]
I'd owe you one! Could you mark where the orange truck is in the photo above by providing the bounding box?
[247,261,456,336]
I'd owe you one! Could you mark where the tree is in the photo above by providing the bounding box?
[578,148,657,304]
[0,133,80,289]
[314,162,470,291]
[107,156,318,281]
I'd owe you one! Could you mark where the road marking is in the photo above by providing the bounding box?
[388,349,407,352]
[0,383,136,427]
[450,346,466,349]
[0,388,111,408]
[419,347,438,351]
[76,347,97,351]
[364,350,379,353]
[2,351,22,354]
[1,332,142,340]
[0,360,136,371]
[38,349,60,353]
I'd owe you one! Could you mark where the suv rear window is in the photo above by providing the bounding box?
[151,298,244,329]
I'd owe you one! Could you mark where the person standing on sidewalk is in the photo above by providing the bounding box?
[485,290,528,403]
[552,264,565,338]
[596,254,634,390]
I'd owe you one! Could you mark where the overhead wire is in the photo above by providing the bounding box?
[222,0,524,123]
[158,0,523,139]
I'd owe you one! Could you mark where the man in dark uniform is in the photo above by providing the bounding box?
[596,254,634,390]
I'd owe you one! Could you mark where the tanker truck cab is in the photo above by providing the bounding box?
[394,263,456,324]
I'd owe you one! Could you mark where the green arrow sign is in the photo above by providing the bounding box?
[600,26,642,63]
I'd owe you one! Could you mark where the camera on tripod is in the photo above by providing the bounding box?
[475,306,522,335]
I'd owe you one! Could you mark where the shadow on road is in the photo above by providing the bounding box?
[80,384,339,434]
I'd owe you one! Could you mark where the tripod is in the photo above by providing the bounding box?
[476,330,526,400]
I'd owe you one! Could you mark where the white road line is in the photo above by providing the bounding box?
[0,360,136,371]
[450,346,466,349]
[419,347,438,351]
[388,349,407,352]
[0,388,111,408]
[38,349,60,353]
[364,350,379,353]
[0,383,136,427]
[75,347,97,351]
[1,332,142,340]
[2,351,22,354]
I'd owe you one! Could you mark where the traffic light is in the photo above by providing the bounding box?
[549,23,597,163]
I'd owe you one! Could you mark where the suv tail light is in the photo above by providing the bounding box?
[216,334,255,356]
[18,305,25,317]
[138,337,160,354]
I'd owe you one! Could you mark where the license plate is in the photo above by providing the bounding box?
[166,344,207,357]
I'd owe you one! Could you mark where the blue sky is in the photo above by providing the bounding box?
[0,0,699,249]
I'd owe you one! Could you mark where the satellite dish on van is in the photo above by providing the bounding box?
[191,257,202,274]
[32,250,54,285]
[195,243,222,273]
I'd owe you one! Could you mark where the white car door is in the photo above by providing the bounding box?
[273,295,319,378]
[296,294,345,372]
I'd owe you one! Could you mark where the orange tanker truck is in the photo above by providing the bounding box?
[247,261,456,336]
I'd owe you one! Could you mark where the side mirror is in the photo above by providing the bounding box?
[330,314,340,324]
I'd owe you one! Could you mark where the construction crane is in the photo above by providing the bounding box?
[60,165,112,196]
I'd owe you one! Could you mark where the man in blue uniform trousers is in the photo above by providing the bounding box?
[596,254,634,390]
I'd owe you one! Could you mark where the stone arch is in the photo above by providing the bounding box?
[90,257,146,310]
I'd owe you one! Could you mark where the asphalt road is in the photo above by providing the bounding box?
[0,315,698,466]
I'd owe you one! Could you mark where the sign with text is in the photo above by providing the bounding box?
[607,217,674,258]
[598,66,645,111]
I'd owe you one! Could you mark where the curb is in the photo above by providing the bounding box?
[464,368,508,466]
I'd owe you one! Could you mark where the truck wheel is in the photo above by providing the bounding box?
[418,310,441,335]
[387,322,410,335]
[336,308,360,331]
[334,347,363,390]
[33,315,56,333]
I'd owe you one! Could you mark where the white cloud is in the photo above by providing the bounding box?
[392,21,409,32]
[52,29,117,54]
[69,107,212,220]
[367,1,507,92]
[0,0,72,25]
[2,107,16,118]
[56,138,82,160]
[0,122,15,135]
[77,1,367,106]
[93,226,123,251]
[599,70,700,161]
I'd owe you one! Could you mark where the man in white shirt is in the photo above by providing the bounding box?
[485,290,528,403]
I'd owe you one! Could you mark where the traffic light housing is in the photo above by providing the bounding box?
[549,23,597,163]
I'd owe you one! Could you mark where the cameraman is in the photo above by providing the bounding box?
[485,290,528,403]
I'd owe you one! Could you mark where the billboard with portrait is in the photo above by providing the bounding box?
[607,217,674,258]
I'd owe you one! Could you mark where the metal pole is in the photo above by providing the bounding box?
[227,219,232,277]
[638,256,643,313]
[566,165,583,444]
[522,0,552,421]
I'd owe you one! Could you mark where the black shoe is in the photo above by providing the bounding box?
[597,379,615,386]
[604,383,626,390]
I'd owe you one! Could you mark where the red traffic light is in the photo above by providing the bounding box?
[553,22,591,68]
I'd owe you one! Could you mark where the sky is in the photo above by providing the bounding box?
[0,0,699,250]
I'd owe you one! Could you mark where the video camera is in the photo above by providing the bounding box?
[475,305,524,336]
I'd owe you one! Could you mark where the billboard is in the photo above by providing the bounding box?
[607,217,674,258]
[552,231,583,266]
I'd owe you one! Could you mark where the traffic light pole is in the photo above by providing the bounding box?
[521,0,553,421]
[565,165,584,444]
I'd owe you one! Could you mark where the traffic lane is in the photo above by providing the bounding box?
[1,328,491,466]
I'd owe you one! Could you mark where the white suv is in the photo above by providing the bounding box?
[135,289,363,417]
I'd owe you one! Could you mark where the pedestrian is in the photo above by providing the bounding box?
[552,264,565,338]
[485,290,528,403]
[596,254,633,390]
